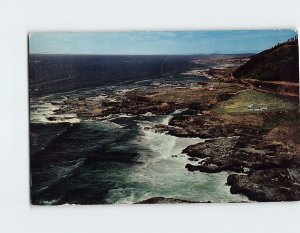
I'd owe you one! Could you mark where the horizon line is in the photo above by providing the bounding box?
[29,52,255,56]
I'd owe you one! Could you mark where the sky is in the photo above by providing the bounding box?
[29,29,297,55]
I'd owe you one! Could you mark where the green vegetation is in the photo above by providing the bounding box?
[262,112,300,130]
[233,37,299,82]
[152,83,244,104]
[213,90,298,114]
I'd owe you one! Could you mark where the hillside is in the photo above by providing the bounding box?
[233,38,299,82]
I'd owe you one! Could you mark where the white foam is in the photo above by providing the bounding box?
[97,113,134,122]
[86,95,107,101]
[138,125,202,159]
[49,158,84,179]
[172,108,188,115]
[30,102,59,123]
[101,120,124,129]
[106,116,249,204]
[30,99,82,124]
[40,198,61,205]
[160,115,172,125]
[142,112,156,117]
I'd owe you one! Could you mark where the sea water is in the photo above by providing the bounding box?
[29,54,249,204]
[30,100,248,204]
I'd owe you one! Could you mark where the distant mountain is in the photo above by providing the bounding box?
[233,37,299,82]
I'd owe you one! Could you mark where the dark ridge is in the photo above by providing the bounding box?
[233,37,299,82]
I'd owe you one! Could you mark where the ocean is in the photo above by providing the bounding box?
[29,54,248,204]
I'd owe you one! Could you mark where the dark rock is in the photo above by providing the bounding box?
[186,163,243,173]
[50,101,61,105]
[135,197,211,204]
[183,136,298,173]
[152,124,191,137]
[162,113,268,139]
[227,168,300,201]
[169,115,205,128]
[188,157,199,162]
[217,92,235,102]
[187,102,210,111]
[47,116,56,121]
[226,174,238,186]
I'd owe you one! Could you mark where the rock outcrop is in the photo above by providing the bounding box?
[135,197,211,204]
[227,168,300,201]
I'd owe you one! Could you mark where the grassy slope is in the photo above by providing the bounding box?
[233,41,299,82]
[213,90,298,114]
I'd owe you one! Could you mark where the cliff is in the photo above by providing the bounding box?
[233,38,299,82]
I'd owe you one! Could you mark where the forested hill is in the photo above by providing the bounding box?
[233,37,299,82]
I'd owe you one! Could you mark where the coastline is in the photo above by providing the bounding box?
[34,64,299,202]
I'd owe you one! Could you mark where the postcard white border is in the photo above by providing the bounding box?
[0,0,300,232]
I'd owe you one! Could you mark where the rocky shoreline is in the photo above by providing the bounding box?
[47,70,300,202]
[155,110,300,201]
[227,168,300,202]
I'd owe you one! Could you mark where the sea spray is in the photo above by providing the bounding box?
[105,115,248,204]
